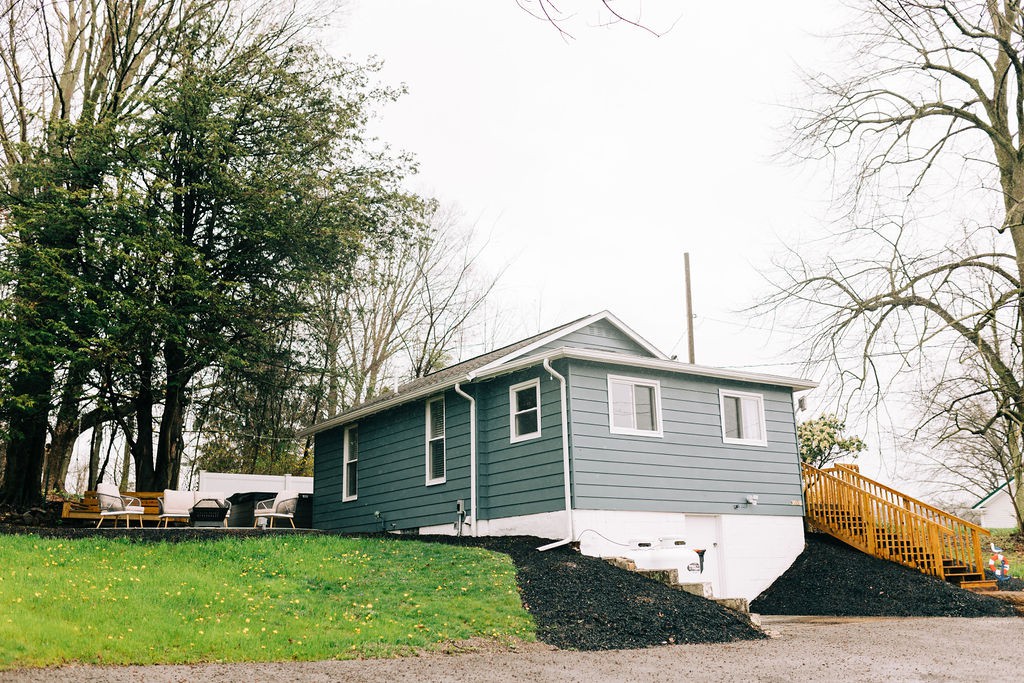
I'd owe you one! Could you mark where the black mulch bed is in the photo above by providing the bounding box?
[0,524,765,650]
[751,533,1018,617]
[413,535,765,650]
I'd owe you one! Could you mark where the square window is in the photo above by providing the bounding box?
[720,390,767,446]
[510,379,541,442]
[607,375,663,437]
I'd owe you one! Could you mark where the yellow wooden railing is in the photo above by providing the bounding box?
[801,463,990,584]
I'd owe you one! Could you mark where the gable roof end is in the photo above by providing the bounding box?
[972,479,1014,509]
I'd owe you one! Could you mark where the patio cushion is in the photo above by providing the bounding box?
[161,489,197,516]
[96,483,125,512]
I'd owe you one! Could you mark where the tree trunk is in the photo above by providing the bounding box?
[155,340,189,490]
[119,436,131,491]
[131,352,156,490]
[88,423,102,491]
[0,365,54,506]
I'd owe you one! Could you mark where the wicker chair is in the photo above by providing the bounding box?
[253,490,299,529]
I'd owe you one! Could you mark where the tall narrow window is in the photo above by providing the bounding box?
[607,375,663,437]
[343,425,358,501]
[426,397,446,485]
[510,378,541,442]
[719,390,767,446]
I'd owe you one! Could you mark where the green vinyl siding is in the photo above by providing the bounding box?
[476,367,566,520]
[313,388,471,532]
[566,360,803,516]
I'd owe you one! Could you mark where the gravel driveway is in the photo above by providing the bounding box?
[6,616,1020,682]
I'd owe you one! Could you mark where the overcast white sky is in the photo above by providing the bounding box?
[328,1,846,373]
[318,2,957,492]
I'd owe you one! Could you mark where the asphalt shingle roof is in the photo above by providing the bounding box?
[324,313,591,424]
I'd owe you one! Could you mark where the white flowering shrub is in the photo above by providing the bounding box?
[797,414,866,469]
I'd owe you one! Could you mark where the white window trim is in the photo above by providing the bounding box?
[719,389,768,447]
[607,374,664,438]
[425,396,446,486]
[509,378,542,443]
[342,424,358,502]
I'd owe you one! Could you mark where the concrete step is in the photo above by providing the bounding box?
[603,557,750,613]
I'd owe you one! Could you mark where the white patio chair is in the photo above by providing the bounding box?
[159,489,196,528]
[96,482,145,528]
[253,490,299,529]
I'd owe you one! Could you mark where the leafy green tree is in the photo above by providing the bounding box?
[0,0,219,505]
[797,414,867,470]
[90,22,408,491]
[1,2,418,499]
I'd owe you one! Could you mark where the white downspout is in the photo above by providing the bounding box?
[454,382,477,536]
[538,358,573,551]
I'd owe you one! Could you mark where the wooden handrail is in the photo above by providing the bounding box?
[802,463,990,583]
[826,464,990,535]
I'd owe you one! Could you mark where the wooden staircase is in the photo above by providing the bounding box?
[802,463,997,591]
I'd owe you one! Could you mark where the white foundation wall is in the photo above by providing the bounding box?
[419,510,568,539]
[575,510,804,601]
[421,509,805,602]
[716,515,805,601]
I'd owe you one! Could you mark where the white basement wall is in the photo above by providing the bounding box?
[421,509,804,602]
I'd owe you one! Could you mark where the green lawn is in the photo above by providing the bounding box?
[988,529,1023,578]
[0,534,534,669]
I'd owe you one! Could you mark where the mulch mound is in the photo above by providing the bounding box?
[751,533,1018,617]
[415,535,765,650]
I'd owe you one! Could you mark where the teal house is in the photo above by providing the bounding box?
[302,312,816,601]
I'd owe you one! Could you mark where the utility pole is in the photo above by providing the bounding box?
[684,252,695,364]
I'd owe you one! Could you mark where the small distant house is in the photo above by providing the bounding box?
[301,311,816,601]
[972,480,1020,529]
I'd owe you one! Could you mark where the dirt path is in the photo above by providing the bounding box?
[5,616,1021,682]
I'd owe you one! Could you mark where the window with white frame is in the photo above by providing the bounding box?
[426,397,446,484]
[719,390,767,446]
[343,425,358,501]
[510,378,541,442]
[607,375,663,437]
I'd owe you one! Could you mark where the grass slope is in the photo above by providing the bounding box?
[0,534,533,669]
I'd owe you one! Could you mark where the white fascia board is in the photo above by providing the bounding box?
[472,347,818,391]
[466,311,607,380]
[468,310,667,380]
[600,311,669,360]
[298,345,816,439]
[295,381,457,438]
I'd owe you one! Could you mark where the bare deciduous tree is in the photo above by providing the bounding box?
[764,1,1024,528]
[307,203,504,419]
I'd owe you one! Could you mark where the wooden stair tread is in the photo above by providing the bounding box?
[959,580,999,592]
[802,462,995,595]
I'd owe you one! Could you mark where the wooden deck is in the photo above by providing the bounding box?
[60,491,177,526]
